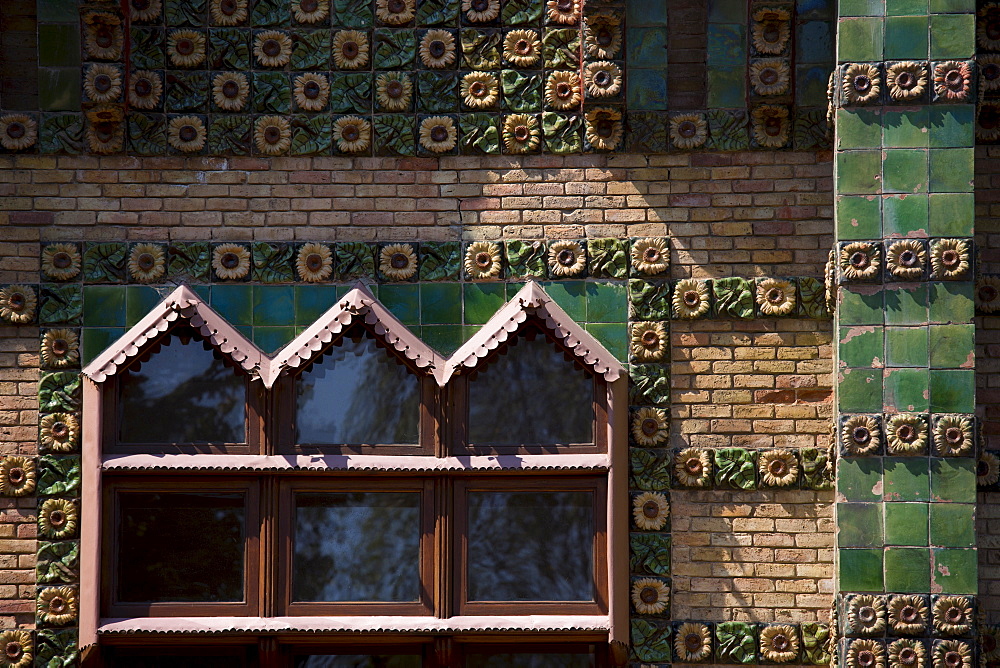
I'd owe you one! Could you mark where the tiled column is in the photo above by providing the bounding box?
[834,0,978,664]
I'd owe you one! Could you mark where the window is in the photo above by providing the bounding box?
[82,284,627,667]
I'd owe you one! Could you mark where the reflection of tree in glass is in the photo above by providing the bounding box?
[293,492,422,602]
[464,653,596,668]
[467,491,594,602]
[296,331,420,445]
[468,331,594,446]
[117,493,245,603]
[295,656,421,668]
[119,333,246,444]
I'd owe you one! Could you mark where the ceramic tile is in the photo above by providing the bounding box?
[884,502,928,546]
[253,286,295,326]
[882,149,927,194]
[884,547,931,593]
[586,324,628,363]
[929,14,974,59]
[797,21,834,64]
[839,0,885,14]
[540,281,587,322]
[838,457,883,502]
[82,328,126,365]
[626,69,670,111]
[294,285,339,326]
[883,195,929,237]
[838,17,884,61]
[930,549,977,594]
[421,324,465,355]
[838,503,884,547]
[587,281,628,323]
[837,151,882,195]
[82,286,126,327]
[928,148,974,193]
[929,503,974,547]
[840,326,884,368]
[838,196,882,239]
[707,66,747,109]
[839,368,883,413]
[420,283,462,325]
[253,326,296,354]
[884,327,926,368]
[839,549,884,592]
[37,0,79,21]
[840,286,884,325]
[930,457,976,503]
[463,283,506,325]
[626,27,669,68]
[928,324,973,368]
[379,284,421,326]
[838,109,882,150]
[928,281,974,324]
[708,0,745,22]
[124,286,163,328]
[930,369,974,413]
[884,457,930,502]
[626,0,668,27]
[885,16,928,59]
[886,0,927,14]
[797,65,831,106]
[929,106,975,148]
[885,284,928,326]
[883,367,929,413]
[928,0,973,9]
[38,68,81,112]
[38,25,80,67]
[927,193,974,237]
[883,109,929,148]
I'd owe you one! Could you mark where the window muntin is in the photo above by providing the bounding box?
[118,331,248,445]
[466,330,596,449]
[292,491,424,603]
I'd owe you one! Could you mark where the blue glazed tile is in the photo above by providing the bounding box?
[625,28,668,68]
[125,286,163,327]
[253,326,296,354]
[626,0,668,27]
[294,285,339,326]
[210,284,253,327]
[420,283,462,324]
[797,65,831,107]
[379,284,421,326]
[708,0,745,23]
[253,286,295,326]
[707,23,744,66]
[627,69,669,111]
[708,65,746,109]
[797,0,835,18]
[796,21,833,64]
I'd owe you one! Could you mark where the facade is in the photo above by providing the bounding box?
[0,0,997,666]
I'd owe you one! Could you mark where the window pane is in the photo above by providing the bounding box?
[295,656,421,668]
[116,492,245,603]
[467,337,593,446]
[466,491,594,602]
[464,653,595,668]
[119,338,246,444]
[296,335,420,445]
[293,492,422,602]
[111,656,245,668]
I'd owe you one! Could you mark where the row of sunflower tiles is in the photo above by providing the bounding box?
[838,594,977,639]
[837,414,976,459]
[0,105,834,155]
[831,240,973,284]
[836,61,977,107]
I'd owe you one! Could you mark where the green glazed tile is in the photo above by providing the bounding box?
[838,458,883,502]
[931,548,977,594]
[929,503,974,547]
[837,151,882,195]
[82,328,125,366]
[929,14,974,59]
[630,448,672,491]
[253,286,294,326]
[587,281,628,323]
[38,372,81,414]
[884,109,928,148]
[167,242,211,282]
[838,109,882,150]
[420,283,462,325]
[335,242,375,280]
[884,547,931,593]
[930,457,976,503]
[37,541,79,585]
[929,106,974,148]
[885,502,929,546]
[885,16,928,59]
[82,286,126,327]
[928,0,973,9]
[39,285,83,326]
[929,282,974,324]
[83,243,128,284]
[886,0,927,14]
[38,25,80,67]
[800,623,833,666]
[463,283,506,325]
[840,286,883,325]
[629,364,670,406]
[378,284,420,326]
[715,622,757,665]
[586,324,627,363]
[839,549,884,592]
[883,149,927,194]
[587,239,628,279]
[839,503,884,547]
[630,533,671,576]
[210,284,253,326]
[883,367,929,413]
[840,326,884,368]
[839,368,883,413]
[885,327,926,368]
[629,279,671,321]
[838,17,884,61]
[253,326,295,354]
[928,324,974,368]
[928,148,974,193]
[885,284,928,326]
[541,281,587,322]
[884,457,930,502]
[627,0,668,25]
[294,285,339,326]
[38,455,80,497]
[930,369,974,413]
[125,286,163,327]
[708,0,745,22]
[421,324,465,355]
[927,193,974,237]
[837,196,881,240]
[714,448,757,490]
[419,242,460,281]
[884,195,929,238]
[38,0,79,21]
[631,619,672,663]
[251,243,295,283]
[504,240,547,279]
[714,277,755,319]
[840,0,885,14]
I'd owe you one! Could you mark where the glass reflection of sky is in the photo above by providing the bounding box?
[467,491,594,602]
[293,492,422,602]
[296,335,419,445]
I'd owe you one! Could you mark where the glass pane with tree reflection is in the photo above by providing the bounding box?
[117,492,245,603]
[296,334,419,445]
[464,653,596,668]
[295,656,421,668]
[467,335,593,446]
[119,336,246,444]
[293,492,422,602]
[467,491,594,602]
